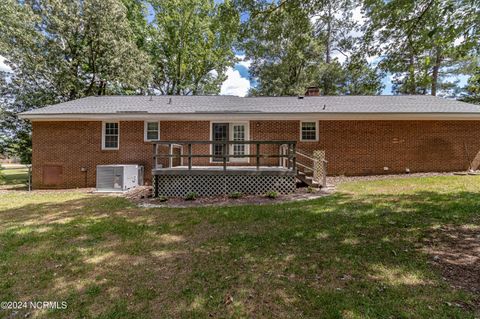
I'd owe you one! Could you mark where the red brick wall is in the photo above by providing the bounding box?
[32,121,155,188]
[32,120,480,188]
[251,120,480,175]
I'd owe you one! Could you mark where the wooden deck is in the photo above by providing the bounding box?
[151,140,299,196]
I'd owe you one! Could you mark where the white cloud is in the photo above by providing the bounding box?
[366,55,380,65]
[0,55,12,73]
[454,36,464,47]
[332,51,349,64]
[209,69,218,78]
[220,67,250,97]
[352,6,366,25]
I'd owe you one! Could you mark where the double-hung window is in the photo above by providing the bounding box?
[102,122,119,150]
[144,121,160,141]
[300,121,318,141]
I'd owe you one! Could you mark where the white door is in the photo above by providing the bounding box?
[230,123,248,162]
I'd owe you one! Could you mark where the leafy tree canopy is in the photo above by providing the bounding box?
[0,0,153,163]
[148,0,239,95]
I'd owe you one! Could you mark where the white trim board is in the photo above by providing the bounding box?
[21,112,480,121]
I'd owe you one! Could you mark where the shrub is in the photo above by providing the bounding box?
[307,186,316,193]
[265,191,278,199]
[228,191,243,199]
[184,192,198,201]
[158,195,168,202]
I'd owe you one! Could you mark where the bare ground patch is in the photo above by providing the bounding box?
[422,224,480,311]
[327,172,464,185]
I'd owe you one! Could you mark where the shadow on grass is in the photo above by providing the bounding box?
[0,189,479,318]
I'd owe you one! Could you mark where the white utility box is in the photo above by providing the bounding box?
[96,165,143,192]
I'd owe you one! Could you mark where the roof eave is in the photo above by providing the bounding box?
[18,112,480,121]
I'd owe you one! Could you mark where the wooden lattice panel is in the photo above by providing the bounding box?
[153,174,296,197]
[313,150,326,186]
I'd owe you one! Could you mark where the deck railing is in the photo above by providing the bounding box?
[280,145,328,187]
[152,140,297,172]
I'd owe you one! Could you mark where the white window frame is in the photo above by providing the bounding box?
[209,121,250,163]
[144,121,160,142]
[300,120,319,142]
[102,121,120,150]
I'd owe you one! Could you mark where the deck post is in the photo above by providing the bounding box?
[152,144,156,169]
[313,150,326,186]
[168,143,173,168]
[322,159,328,188]
[291,143,296,172]
[188,144,192,170]
[223,141,228,171]
[287,145,291,170]
[152,144,158,169]
[256,143,260,170]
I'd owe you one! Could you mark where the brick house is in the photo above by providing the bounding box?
[19,95,480,194]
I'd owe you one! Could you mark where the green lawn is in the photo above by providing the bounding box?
[0,176,479,318]
[0,165,28,187]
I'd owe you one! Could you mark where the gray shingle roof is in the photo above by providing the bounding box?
[20,95,480,116]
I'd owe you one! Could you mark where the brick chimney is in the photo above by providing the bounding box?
[305,86,320,96]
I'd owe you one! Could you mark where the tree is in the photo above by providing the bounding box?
[311,0,358,95]
[237,0,382,96]
[121,0,149,50]
[148,0,239,95]
[343,55,384,95]
[237,0,324,96]
[0,0,152,163]
[0,0,152,100]
[460,66,480,104]
[363,0,479,95]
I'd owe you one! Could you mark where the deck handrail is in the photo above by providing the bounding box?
[152,140,296,172]
[152,140,296,145]
[280,145,328,187]
[295,150,316,162]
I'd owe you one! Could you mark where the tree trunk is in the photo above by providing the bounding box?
[325,3,332,65]
[323,3,334,95]
[408,53,416,94]
[431,47,442,96]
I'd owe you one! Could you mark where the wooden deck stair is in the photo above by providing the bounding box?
[296,168,320,187]
[280,146,327,188]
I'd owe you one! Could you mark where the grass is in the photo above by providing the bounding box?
[0,165,28,187]
[0,176,479,318]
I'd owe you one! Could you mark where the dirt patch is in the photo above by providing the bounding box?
[422,224,480,310]
[126,186,334,208]
[327,172,469,185]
